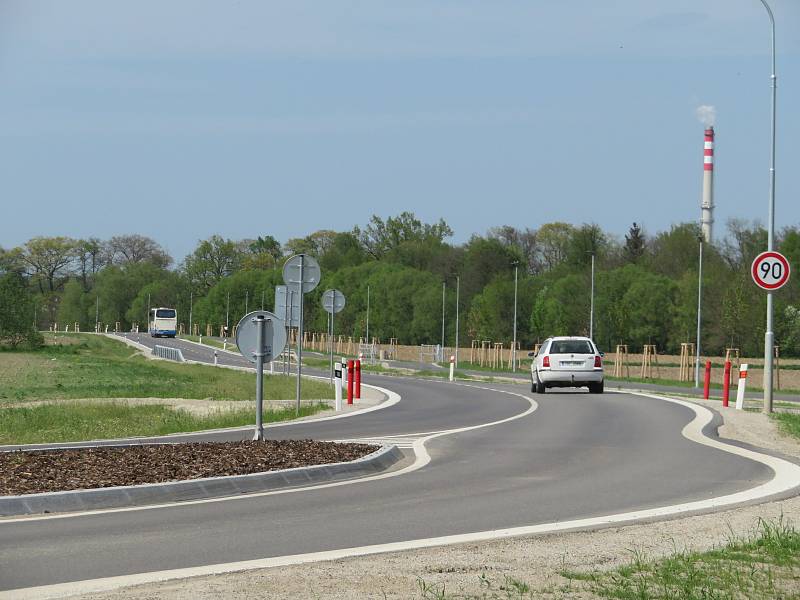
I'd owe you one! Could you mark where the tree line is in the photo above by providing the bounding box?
[2,214,799,357]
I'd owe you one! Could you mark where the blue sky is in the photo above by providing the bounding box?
[1,1,798,262]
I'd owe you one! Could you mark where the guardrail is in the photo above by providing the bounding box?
[152,345,185,362]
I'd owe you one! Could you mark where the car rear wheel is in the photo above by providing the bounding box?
[535,374,546,394]
[589,381,604,394]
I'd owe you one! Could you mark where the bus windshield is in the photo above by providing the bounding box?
[156,309,176,318]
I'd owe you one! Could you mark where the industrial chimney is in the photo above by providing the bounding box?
[701,127,715,244]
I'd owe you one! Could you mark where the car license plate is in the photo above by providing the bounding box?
[561,360,582,366]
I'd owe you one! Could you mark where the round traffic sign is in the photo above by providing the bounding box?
[235,311,287,364]
[282,254,321,294]
[751,251,791,291]
[321,289,346,314]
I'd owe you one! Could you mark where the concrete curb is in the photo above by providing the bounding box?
[0,444,402,517]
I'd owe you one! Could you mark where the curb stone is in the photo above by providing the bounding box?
[0,444,402,517]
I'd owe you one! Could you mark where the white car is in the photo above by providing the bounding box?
[530,336,604,394]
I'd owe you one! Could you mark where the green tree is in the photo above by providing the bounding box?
[624,222,646,264]
[183,235,244,290]
[356,212,452,260]
[16,236,78,293]
[58,279,95,329]
[0,272,42,348]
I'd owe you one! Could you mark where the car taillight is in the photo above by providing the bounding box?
[543,356,550,368]
[594,355,602,368]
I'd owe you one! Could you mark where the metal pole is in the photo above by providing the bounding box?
[589,254,595,340]
[245,290,249,315]
[365,285,370,344]
[295,255,305,415]
[146,293,150,334]
[253,315,267,441]
[284,288,292,376]
[455,275,460,367]
[225,291,230,331]
[695,239,704,388]
[330,291,336,385]
[188,290,193,337]
[261,289,265,311]
[95,295,99,333]
[441,281,446,361]
[759,0,777,414]
[512,264,518,372]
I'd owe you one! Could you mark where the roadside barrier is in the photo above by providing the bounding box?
[722,361,731,407]
[355,359,361,399]
[152,345,185,362]
[449,355,455,382]
[703,360,711,399]
[347,359,354,405]
[735,364,748,410]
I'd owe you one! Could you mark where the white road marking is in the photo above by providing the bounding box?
[0,385,537,524]
[5,391,798,599]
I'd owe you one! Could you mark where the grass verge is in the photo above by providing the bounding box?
[415,517,800,599]
[772,412,800,440]
[0,333,331,403]
[558,517,800,600]
[0,401,328,444]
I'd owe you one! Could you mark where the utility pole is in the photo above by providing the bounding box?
[441,281,446,361]
[245,289,249,314]
[146,292,151,334]
[188,290,193,336]
[588,253,595,340]
[261,289,265,311]
[365,285,370,344]
[225,290,230,332]
[455,275,460,367]
[95,295,100,333]
[695,238,704,388]
[512,263,519,372]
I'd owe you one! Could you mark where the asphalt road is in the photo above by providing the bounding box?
[0,334,778,592]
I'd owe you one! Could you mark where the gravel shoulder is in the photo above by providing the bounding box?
[68,400,800,599]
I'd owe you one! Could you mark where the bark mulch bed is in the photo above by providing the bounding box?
[0,440,378,496]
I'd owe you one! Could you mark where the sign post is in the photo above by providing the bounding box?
[236,311,287,441]
[283,255,321,415]
[752,250,791,413]
[321,289,346,385]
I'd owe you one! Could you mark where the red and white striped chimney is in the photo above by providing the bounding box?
[701,127,715,244]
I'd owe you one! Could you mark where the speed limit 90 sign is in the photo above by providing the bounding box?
[751,251,791,291]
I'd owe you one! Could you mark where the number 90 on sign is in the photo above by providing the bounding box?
[751,251,791,291]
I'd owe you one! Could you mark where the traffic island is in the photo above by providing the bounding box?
[0,440,402,516]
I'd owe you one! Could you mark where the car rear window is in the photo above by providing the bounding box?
[549,340,593,354]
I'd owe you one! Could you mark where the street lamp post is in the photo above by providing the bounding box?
[455,275,460,367]
[441,281,446,360]
[587,252,595,340]
[758,0,777,414]
[512,263,519,372]
[695,238,704,388]
[188,290,193,336]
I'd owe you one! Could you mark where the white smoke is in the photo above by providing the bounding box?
[695,105,716,127]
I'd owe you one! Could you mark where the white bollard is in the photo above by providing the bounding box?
[269,360,274,374]
[334,362,343,411]
[199,335,202,345]
[223,339,227,351]
[449,355,455,382]
[214,350,218,366]
[735,363,748,410]
[341,357,348,384]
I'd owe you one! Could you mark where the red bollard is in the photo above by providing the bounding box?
[354,359,361,399]
[347,360,354,405]
[703,360,711,400]
[722,360,731,407]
